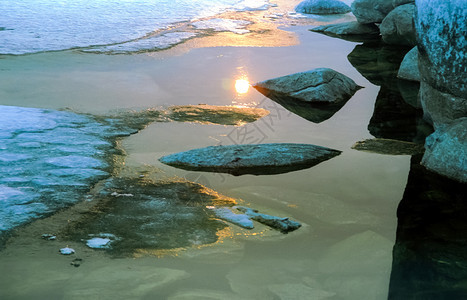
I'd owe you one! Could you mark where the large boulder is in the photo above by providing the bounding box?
[253,68,361,104]
[419,82,467,127]
[159,143,342,176]
[295,0,351,15]
[253,68,362,123]
[421,118,467,183]
[415,0,467,127]
[380,3,416,46]
[351,0,395,24]
[397,46,420,81]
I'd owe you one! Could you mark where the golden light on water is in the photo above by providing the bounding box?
[235,79,250,94]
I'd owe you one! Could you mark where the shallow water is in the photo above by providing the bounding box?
[0,1,446,299]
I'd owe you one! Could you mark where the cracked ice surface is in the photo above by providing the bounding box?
[0,105,114,235]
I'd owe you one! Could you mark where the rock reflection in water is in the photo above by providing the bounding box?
[389,155,467,299]
[62,175,235,257]
[369,86,431,143]
[348,41,408,87]
[348,41,432,143]
[252,90,350,123]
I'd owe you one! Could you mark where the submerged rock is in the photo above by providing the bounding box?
[351,0,395,24]
[380,3,416,46]
[397,47,420,81]
[352,138,424,155]
[159,143,342,176]
[236,206,301,233]
[421,118,467,183]
[62,175,236,256]
[254,68,361,105]
[295,0,351,15]
[165,104,269,126]
[311,21,380,41]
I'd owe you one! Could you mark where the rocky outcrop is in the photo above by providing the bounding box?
[415,0,467,127]
[380,4,416,46]
[415,0,467,182]
[421,118,467,183]
[253,68,362,104]
[295,0,351,15]
[397,46,420,81]
[351,0,395,24]
[159,143,342,176]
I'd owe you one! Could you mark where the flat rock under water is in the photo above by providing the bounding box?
[165,104,269,126]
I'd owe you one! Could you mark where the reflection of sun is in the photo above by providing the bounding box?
[235,79,250,94]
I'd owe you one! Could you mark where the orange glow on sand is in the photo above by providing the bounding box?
[235,79,250,94]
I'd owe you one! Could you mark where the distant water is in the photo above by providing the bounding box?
[0,0,271,55]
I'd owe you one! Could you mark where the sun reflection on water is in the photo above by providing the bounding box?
[235,78,250,94]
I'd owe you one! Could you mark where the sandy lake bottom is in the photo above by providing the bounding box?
[0,5,441,298]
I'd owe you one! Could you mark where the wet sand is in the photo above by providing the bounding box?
[0,1,410,299]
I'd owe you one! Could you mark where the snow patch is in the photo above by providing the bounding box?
[210,207,254,229]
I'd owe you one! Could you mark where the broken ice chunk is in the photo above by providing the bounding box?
[86,237,112,249]
[210,207,254,229]
[59,247,75,255]
[236,206,301,233]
